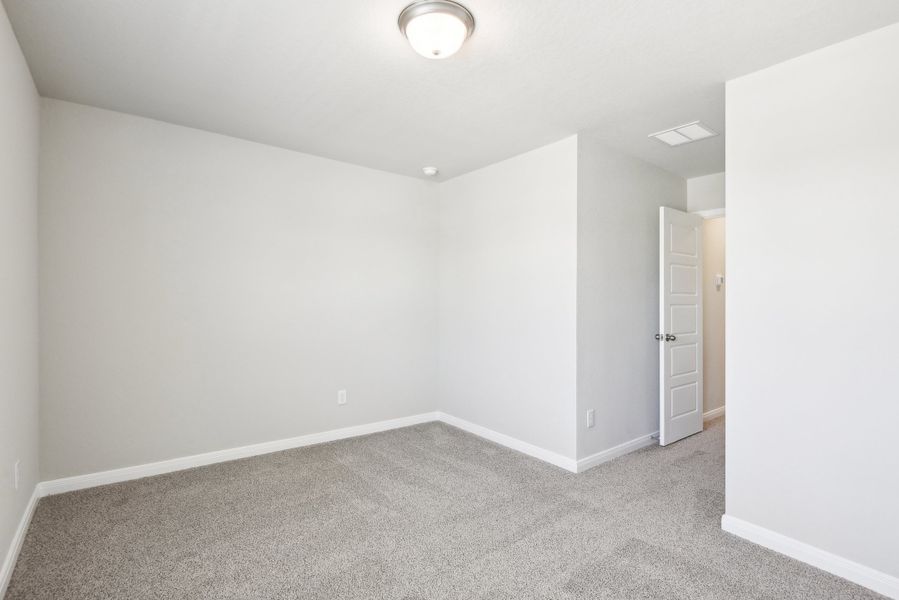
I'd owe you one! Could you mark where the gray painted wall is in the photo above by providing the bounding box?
[37,103,689,482]
[0,0,40,578]
[726,22,899,579]
[576,134,686,460]
[687,172,725,212]
[437,137,579,460]
[39,99,438,480]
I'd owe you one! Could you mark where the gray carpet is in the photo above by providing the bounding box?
[4,418,883,599]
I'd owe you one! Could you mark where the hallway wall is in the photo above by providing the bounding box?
[701,217,725,413]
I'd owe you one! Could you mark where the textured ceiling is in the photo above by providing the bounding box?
[5,0,899,179]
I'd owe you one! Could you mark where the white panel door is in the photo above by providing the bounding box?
[659,207,704,446]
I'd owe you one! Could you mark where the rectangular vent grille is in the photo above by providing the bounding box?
[649,121,718,146]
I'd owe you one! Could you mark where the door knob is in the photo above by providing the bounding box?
[665,334,677,342]
[654,334,663,340]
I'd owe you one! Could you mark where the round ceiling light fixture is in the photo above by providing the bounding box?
[398,0,475,60]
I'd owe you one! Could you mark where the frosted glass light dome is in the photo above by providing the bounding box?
[398,1,475,60]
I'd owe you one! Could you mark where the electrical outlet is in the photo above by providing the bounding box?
[14,460,20,490]
[337,389,347,405]
[586,409,595,429]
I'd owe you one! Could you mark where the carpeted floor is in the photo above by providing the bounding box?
[4,417,883,599]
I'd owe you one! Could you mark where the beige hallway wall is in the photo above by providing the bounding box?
[702,217,725,413]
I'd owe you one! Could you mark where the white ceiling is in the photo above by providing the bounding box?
[5,0,899,180]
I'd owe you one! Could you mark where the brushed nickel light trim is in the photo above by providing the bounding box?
[398,0,475,59]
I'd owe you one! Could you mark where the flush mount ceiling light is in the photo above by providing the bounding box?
[399,0,475,60]
[422,166,439,177]
[649,121,718,147]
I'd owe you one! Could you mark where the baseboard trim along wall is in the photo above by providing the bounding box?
[703,405,725,421]
[721,514,899,599]
[436,412,660,474]
[38,411,670,499]
[436,412,580,472]
[4,411,674,589]
[575,433,659,473]
[39,412,441,496]
[0,486,41,598]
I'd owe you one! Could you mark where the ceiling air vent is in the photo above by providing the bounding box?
[649,121,718,147]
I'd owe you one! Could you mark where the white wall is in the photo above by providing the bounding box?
[701,217,725,413]
[38,105,680,480]
[687,172,725,212]
[726,22,899,587]
[576,134,686,459]
[39,99,438,480]
[438,137,579,460]
[0,0,40,585]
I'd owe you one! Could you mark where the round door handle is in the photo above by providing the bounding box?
[654,334,663,341]
[665,334,677,342]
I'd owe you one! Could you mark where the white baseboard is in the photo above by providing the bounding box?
[0,486,41,598]
[435,412,579,472]
[703,405,725,421]
[39,412,440,496]
[39,410,664,498]
[13,418,894,600]
[437,413,659,474]
[576,432,659,473]
[722,514,899,599]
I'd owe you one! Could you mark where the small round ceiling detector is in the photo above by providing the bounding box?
[422,166,439,177]
[399,0,475,60]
